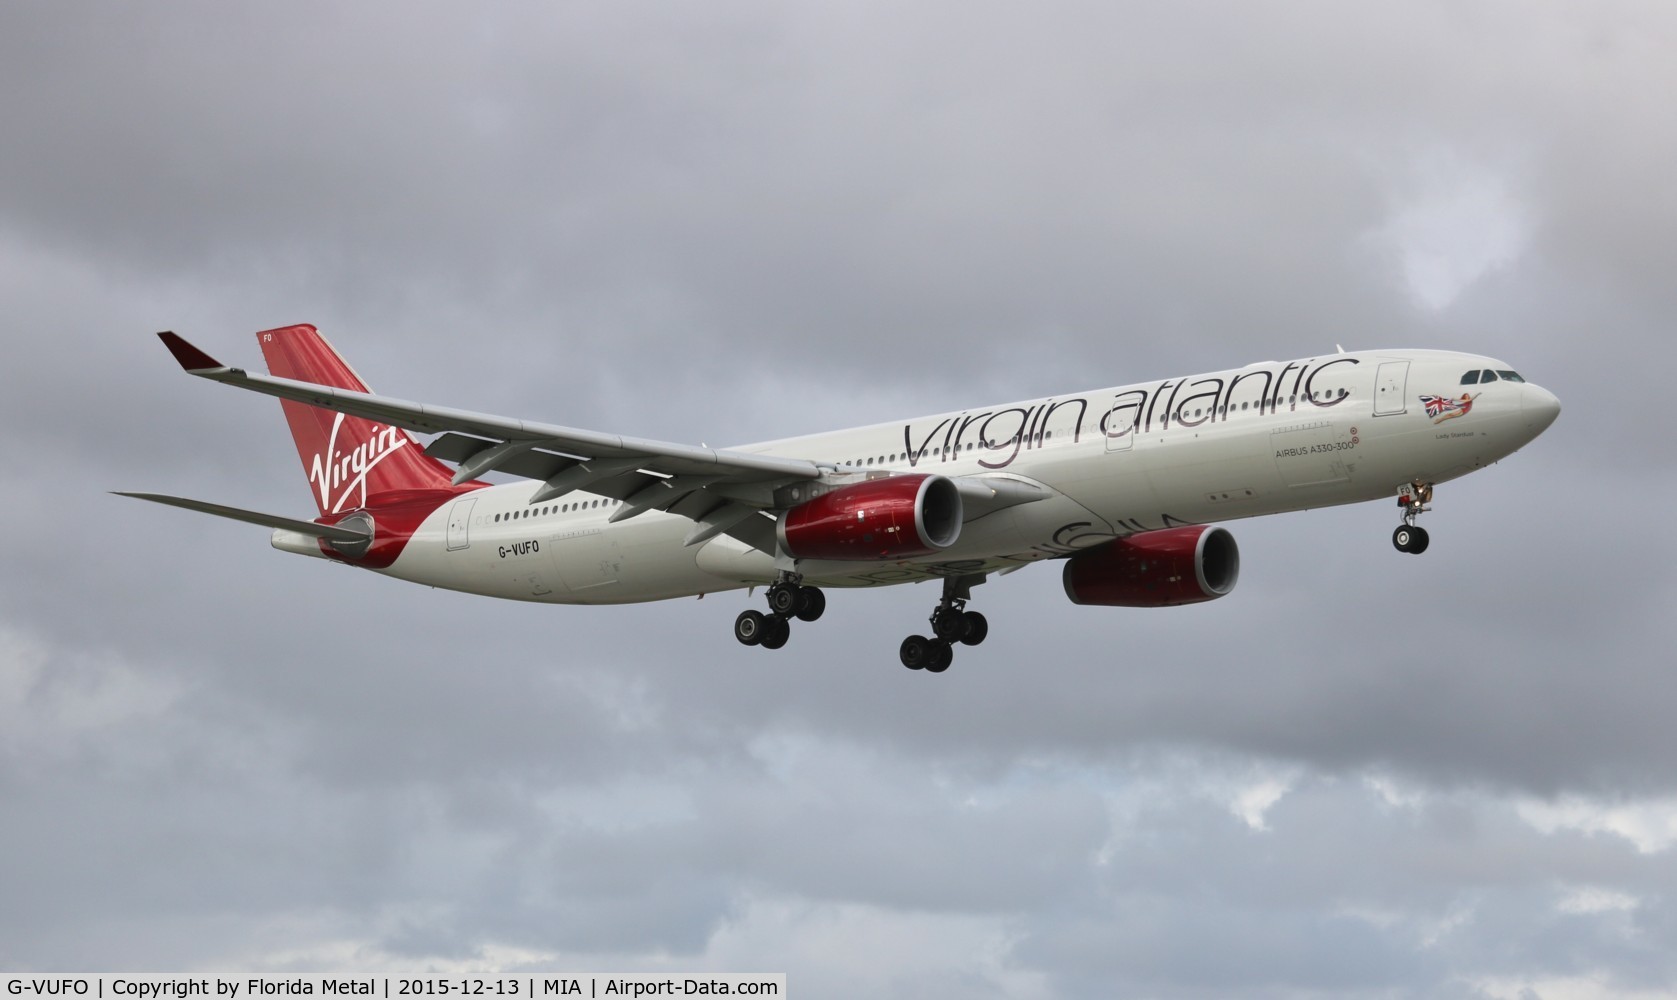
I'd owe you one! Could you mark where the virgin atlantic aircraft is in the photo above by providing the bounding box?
[121,325,1560,673]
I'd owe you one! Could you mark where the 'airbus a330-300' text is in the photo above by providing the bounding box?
[121,326,1560,673]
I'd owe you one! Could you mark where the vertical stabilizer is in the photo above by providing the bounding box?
[256,324,457,515]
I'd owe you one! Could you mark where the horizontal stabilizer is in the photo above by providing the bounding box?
[112,492,372,544]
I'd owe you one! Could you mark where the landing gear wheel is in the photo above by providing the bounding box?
[760,615,791,650]
[793,586,826,622]
[1393,525,1430,554]
[900,635,932,670]
[766,583,799,616]
[932,607,966,642]
[734,610,768,646]
[912,573,989,666]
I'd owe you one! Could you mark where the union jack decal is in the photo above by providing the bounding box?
[1420,392,1479,424]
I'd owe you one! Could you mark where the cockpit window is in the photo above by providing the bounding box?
[1461,370,1481,385]
[1497,370,1525,383]
[1480,369,1499,382]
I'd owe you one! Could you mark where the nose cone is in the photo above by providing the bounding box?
[1523,384,1562,435]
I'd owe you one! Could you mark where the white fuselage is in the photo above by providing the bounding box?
[324,349,1558,604]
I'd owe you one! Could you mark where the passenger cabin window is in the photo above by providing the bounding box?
[1462,370,1480,384]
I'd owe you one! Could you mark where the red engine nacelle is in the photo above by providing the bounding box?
[1062,525,1240,607]
[778,474,962,560]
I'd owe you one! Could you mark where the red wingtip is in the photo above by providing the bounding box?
[157,331,224,371]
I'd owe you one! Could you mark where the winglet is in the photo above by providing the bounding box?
[157,331,225,371]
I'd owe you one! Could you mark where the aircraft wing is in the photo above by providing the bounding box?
[157,332,1046,552]
[158,332,827,551]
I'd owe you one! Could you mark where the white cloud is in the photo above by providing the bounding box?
[1556,886,1640,915]
[1518,795,1677,854]
[1229,774,1296,832]
[1363,147,1533,312]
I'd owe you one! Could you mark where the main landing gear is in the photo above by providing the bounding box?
[1393,481,1433,555]
[899,574,989,674]
[734,574,826,650]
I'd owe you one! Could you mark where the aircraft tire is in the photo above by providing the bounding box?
[926,641,953,673]
[734,610,768,646]
[932,607,966,642]
[761,615,791,650]
[1409,526,1430,554]
[959,611,989,646]
[767,584,799,616]
[1393,526,1415,552]
[794,586,826,622]
[900,635,932,670]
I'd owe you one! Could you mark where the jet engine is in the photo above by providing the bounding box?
[778,474,962,560]
[1062,525,1240,607]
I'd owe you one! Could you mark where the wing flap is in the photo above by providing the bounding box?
[683,502,767,546]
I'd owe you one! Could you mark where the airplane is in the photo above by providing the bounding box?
[120,324,1561,673]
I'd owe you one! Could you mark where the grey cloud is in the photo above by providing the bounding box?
[4,1,1676,996]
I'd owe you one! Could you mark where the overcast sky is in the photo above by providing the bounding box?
[3,2,1675,997]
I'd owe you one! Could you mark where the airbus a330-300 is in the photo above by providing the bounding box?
[122,325,1560,673]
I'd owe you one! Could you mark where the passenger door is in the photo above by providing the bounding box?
[1373,361,1410,416]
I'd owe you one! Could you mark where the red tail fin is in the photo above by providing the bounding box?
[257,324,457,515]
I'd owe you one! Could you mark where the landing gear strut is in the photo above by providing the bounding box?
[1393,481,1433,555]
[734,573,825,650]
[900,574,988,674]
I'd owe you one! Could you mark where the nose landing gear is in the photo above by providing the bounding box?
[734,573,826,650]
[1393,481,1433,554]
[900,574,988,674]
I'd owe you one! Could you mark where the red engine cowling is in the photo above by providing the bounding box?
[778,474,963,560]
[1062,525,1240,607]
